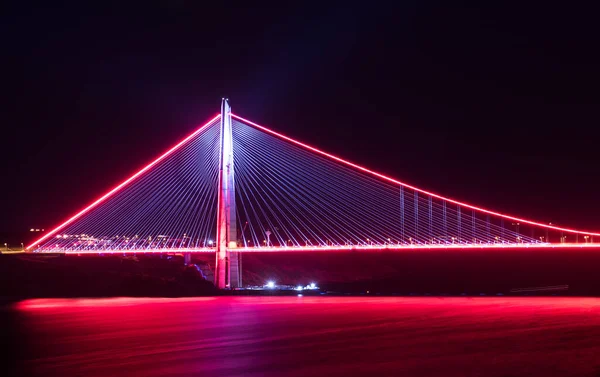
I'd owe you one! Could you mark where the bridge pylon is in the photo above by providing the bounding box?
[215,98,240,289]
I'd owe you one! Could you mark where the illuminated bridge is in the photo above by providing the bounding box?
[28,99,600,288]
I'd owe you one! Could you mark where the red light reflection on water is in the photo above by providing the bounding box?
[16,297,216,310]
[12,297,600,377]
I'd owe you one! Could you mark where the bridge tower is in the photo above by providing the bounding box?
[215,98,240,289]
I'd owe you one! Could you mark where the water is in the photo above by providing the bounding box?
[5,297,600,376]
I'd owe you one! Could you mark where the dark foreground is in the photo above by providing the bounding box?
[4,296,600,377]
[3,248,600,300]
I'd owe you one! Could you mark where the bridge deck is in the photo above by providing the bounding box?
[32,243,600,254]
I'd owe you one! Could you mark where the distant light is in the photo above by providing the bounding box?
[296,285,303,291]
[310,283,316,289]
[298,294,303,297]
[208,240,213,245]
[266,281,275,288]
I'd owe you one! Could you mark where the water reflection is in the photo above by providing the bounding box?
[9,297,600,376]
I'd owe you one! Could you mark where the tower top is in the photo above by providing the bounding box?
[221,98,231,114]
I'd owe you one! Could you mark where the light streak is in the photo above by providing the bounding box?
[33,243,600,254]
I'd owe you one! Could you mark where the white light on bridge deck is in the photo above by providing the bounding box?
[266,281,275,289]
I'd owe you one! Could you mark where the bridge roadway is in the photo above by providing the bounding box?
[31,242,600,254]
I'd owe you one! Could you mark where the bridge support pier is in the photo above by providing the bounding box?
[229,251,241,288]
[184,252,191,265]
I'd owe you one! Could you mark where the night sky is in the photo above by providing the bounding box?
[2,2,599,241]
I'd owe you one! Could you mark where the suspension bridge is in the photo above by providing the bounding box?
[27,99,599,288]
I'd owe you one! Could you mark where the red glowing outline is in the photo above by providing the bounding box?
[59,248,215,254]
[232,243,600,252]
[27,114,222,250]
[50,243,600,254]
[231,113,600,237]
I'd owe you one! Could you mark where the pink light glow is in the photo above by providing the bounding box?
[16,297,216,310]
[59,248,215,254]
[27,114,222,250]
[231,113,600,237]
[42,243,600,254]
[232,243,600,252]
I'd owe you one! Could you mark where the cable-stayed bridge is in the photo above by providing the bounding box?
[27,99,599,288]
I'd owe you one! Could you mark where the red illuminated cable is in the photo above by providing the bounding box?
[27,114,222,250]
[231,113,600,237]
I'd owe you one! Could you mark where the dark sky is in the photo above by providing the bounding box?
[2,2,599,239]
